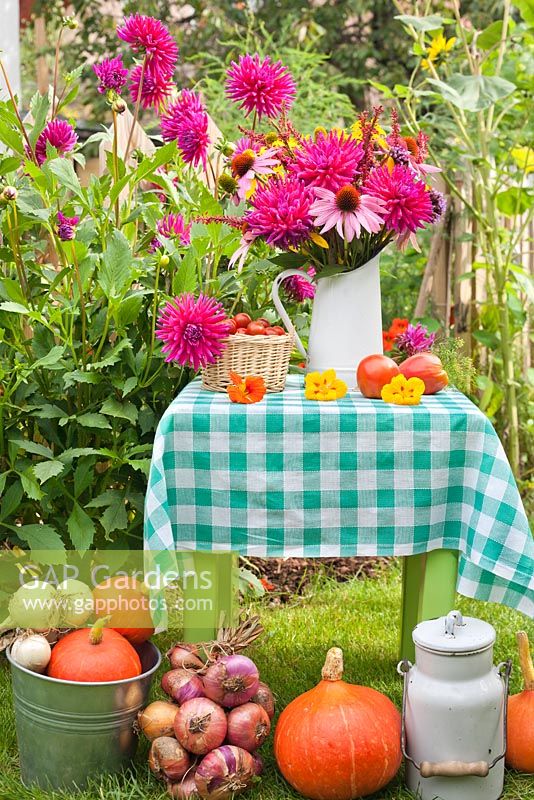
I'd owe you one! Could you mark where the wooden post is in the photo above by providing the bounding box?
[0,0,21,103]
[34,16,50,95]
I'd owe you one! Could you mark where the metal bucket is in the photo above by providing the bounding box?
[7,641,161,790]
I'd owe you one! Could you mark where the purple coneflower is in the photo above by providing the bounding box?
[225,54,296,119]
[245,176,314,250]
[230,147,279,201]
[57,211,79,241]
[364,165,434,234]
[284,267,316,302]
[291,131,364,193]
[156,293,231,370]
[396,323,436,356]
[35,120,78,166]
[151,213,191,251]
[117,15,178,78]
[129,64,174,110]
[310,185,386,242]
[228,230,257,272]
[93,56,129,95]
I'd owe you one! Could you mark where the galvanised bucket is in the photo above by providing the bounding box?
[7,641,161,790]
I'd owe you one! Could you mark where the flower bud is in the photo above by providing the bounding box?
[112,98,127,114]
[1,186,17,203]
[221,142,235,157]
[218,173,238,194]
[159,254,170,268]
[62,16,79,30]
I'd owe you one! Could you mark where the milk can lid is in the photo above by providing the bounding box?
[412,610,496,654]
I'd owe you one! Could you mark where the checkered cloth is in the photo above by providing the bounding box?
[145,376,534,616]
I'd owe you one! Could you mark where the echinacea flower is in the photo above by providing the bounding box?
[291,130,364,193]
[395,323,436,356]
[35,119,78,166]
[156,293,231,370]
[283,267,316,302]
[150,213,191,251]
[225,54,296,119]
[93,56,129,95]
[228,230,257,271]
[129,64,174,110]
[304,369,348,401]
[57,211,79,241]
[245,176,314,250]
[310,184,386,242]
[364,165,434,235]
[117,15,178,78]
[226,371,266,404]
[230,147,279,201]
[381,374,425,405]
[160,91,206,140]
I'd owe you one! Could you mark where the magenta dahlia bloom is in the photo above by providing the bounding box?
[129,64,174,109]
[151,213,191,251]
[35,120,78,166]
[160,90,206,141]
[291,131,364,193]
[156,293,231,370]
[57,211,79,241]
[310,185,386,242]
[93,56,129,95]
[225,54,296,119]
[117,15,178,78]
[396,323,436,356]
[245,176,314,250]
[364,165,434,234]
[175,110,210,169]
[284,267,316,302]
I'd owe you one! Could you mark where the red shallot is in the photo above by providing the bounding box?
[138,700,178,740]
[168,644,205,671]
[226,702,271,751]
[174,697,227,755]
[195,745,255,799]
[167,774,202,799]
[162,668,205,704]
[202,655,259,708]
[251,682,275,719]
[149,736,191,782]
[251,753,264,776]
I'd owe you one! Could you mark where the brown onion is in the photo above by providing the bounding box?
[251,753,263,776]
[167,774,202,799]
[226,702,270,751]
[251,681,275,719]
[149,736,191,781]
[162,668,205,704]
[202,655,259,708]
[174,697,227,755]
[138,700,178,740]
[168,643,205,671]
[195,746,255,799]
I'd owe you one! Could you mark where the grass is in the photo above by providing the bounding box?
[0,561,533,800]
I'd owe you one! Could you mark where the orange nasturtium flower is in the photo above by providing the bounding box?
[227,371,266,404]
[305,369,348,401]
[381,374,425,406]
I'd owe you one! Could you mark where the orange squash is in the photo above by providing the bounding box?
[274,648,401,800]
[93,575,155,644]
[399,352,448,394]
[47,619,142,682]
[506,631,534,773]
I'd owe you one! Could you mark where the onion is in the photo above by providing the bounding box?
[251,753,263,776]
[203,655,259,708]
[149,736,191,782]
[167,774,202,799]
[174,697,227,755]
[168,644,205,671]
[10,634,51,673]
[0,581,59,631]
[251,681,275,719]
[162,668,205,704]
[226,702,270,751]
[195,746,255,799]
[56,579,93,627]
[138,701,178,740]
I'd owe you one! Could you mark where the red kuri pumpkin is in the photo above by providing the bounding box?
[506,631,534,773]
[47,619,142,682]
[274,648,401,800]
[93,575,155,644]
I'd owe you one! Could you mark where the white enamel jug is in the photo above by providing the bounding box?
[271,256,383,388]
[398,610,511,800]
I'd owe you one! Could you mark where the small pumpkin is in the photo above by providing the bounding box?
[274,648,401,800]
[47,618,142,682]
[506,631,534,773]
[93,575,155,644]
[399,352,448,394]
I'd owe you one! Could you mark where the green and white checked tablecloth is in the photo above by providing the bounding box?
[145,376,534,616]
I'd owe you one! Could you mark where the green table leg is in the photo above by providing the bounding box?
[182,551,237,643]
[400,549,459,661]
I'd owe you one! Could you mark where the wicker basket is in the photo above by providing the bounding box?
[202,333,294,393]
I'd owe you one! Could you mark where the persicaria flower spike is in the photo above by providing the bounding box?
[93,56,129,95]
[117,15,178,78]
[156,293,231,370]
[225,53,296,119]
[291,131,364,193]
[57,211,79,241]
[35,120,78,166]
[245,176,314,250]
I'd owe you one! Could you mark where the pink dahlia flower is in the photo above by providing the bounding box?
[225,53,296,119]
[283,267,316,302]
[291,131,364,193]
[57,211,79,241]
[151,213,191,251]
[129,64,174,110]
[117,15,178,78]
[175,109,210,169]
[35,120,78,166]
[245,176,314,250]
[156,293,231,370]
[310,185,386,242]
[364,165,434,234]
[230,147,279,201]
[93,56,129,95]
[160,90,206,141]
[396,323,436,356]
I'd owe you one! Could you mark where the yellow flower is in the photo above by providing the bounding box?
[305,369,348,401]
[381,374,425,406]
[351,120,387,147]
[511,146,534,174]
[422,33,456,70]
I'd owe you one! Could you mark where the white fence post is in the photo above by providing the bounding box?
[0,0,21,104]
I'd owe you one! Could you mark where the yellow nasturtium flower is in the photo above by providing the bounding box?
[511,147,534,174]
[305,369,348,401]
[381,374,425,406]
[422,33,456,70]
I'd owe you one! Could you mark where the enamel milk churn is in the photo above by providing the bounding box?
[398,610,511,800]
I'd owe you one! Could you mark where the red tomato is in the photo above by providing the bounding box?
[235,327,248,335]
[357,354,400,398]
[246,321,267,335]
[227,318,238,334]
[233,313,252,328]
[255,318,270,328]
[92,576,155,645]
[264,327,279,336]
[271,326,286,335]
[399,353,448,394]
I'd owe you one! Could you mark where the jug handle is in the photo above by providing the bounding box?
[271,269,311,360]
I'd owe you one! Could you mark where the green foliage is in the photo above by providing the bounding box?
[433,338,477,395]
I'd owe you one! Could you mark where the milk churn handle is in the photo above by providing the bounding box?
[271,269,311,359]
[397,658,512,778]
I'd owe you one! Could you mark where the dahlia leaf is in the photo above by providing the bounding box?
[67,502,95,550]
[99,229,133,299]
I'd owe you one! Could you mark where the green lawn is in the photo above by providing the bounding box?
[0,562,533,800]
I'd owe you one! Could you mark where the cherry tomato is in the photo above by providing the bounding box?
[357,354,400,398]
[255,318,270,328]
[235,327,248,334]
[227,319,238,334]
[264,327,279,336]
[233,313,252,328]
[271,326,286,335]
[246,321,267,335]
